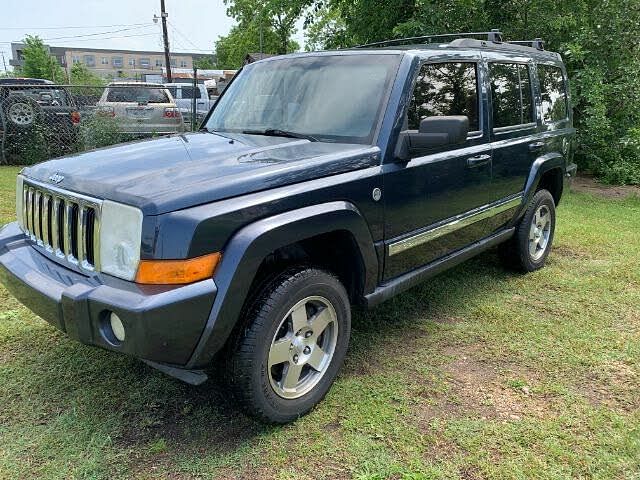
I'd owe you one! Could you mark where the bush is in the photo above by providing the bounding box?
[78,114,126,150]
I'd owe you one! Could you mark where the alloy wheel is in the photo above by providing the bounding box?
[529,204,552,261]
[268,296,339,399]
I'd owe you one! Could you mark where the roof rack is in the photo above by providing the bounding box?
[353,29,504,49]
[507,38,545,50]
[353,29,546,52]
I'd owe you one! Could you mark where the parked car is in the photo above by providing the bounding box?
[0,31,576,423]
[164,83,214,128]
[0,78,81,160]
[96,82,184,135]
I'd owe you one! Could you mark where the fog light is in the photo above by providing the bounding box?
[109,312,126,342]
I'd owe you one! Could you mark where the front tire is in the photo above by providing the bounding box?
[499,189,556,272]
[227,267,351,423]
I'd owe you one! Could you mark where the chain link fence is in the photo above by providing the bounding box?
[0,81,212,165]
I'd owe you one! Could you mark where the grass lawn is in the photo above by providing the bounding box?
[0,165,638,479]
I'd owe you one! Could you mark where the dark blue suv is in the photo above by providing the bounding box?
[0,32,576,423]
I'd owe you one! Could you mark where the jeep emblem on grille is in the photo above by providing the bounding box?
[48,172,64,184]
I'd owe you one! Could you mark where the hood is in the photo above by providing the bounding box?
[22,133,379,215]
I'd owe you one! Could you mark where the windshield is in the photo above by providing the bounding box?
[205,54,401,144]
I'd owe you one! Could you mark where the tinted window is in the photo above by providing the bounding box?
[181,86,201,99]
[538,64,568,123]
[489,63,534,128]
[408,62,479,132]
[106,87,170,103]
[206,54,401,144]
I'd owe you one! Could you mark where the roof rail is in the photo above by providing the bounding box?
[507,38,545,50]
[353,29,504,49]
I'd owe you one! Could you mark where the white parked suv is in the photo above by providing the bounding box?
[97,82,184,135]
[165,83,214,127]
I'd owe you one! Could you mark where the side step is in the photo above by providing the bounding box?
[364,228,515,307]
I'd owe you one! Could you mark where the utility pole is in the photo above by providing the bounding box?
[0,52,7,74]
[160,0,172,82]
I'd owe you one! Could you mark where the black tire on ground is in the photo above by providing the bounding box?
[499,189,556,272]
[227,267,351,423]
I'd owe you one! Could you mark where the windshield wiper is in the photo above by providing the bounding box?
[242,129,318,142]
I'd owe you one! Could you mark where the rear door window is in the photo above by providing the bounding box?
[537,64,568,123]
[408,62,479,132]
[489,63,534,128]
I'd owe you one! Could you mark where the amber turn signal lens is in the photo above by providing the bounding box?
[135,252,221,285]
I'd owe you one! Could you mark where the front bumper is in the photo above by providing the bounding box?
[0,222,216,369]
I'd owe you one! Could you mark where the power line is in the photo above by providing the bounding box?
[167,20,209,52]
[0,23,152,30]
[34,25,155,42]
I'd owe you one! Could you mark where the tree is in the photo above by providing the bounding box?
[215,22,298,69]
[69,63,104,86]
[19,35,65,83]
[194,56,217,70]
[225,0,310,54]
[304,4,351,50]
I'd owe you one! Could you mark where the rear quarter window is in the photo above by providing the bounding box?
[537,64,568,123]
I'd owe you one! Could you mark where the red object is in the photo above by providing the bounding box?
[70,111,81,125]
[163,107,181,119]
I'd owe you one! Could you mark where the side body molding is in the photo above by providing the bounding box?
[186,201,378,368]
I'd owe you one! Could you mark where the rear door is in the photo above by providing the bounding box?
[382,56,495,280]
[483,52,539,209]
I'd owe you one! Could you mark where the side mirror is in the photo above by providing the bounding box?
[395,115,469,161]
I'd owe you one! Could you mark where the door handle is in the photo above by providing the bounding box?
[529,141,546,152]
[466,154,491,168]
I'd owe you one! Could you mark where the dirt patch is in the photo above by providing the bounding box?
[415,345,556,426]
[553,244,592,260]
[580,360,640,413]
[571,175,640,199]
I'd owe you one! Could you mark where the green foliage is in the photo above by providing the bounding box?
[215,22,298,69]
[69,63,104,86]
[193,56,216,70]
[224,0,309,54]
[78,114,125,150]
[18,36,65,83]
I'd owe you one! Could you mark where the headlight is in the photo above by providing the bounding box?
[99,200,143,281]
[16,175,24,229]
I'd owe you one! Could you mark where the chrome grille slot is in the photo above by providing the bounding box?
[20,180,101,273]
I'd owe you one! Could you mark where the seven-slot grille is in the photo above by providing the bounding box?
[21,179,101,272]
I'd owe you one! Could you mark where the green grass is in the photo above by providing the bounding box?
[0,165,639,479]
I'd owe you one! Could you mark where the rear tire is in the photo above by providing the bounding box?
[227,267,351,423]
[499,189,556,272]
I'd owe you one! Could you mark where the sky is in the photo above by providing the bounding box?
[0,0,306,69]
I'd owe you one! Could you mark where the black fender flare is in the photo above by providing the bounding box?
[185,201,378,368]
[512,153,566,224]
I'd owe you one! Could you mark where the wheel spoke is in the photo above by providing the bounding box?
[307,345,327,371]
[539,211,550,227]
[529,238,538,257]
[269,339,290,367]
[309,307,333,338]
[290,303,308,333]
[529,223,537,241]
[282,362,303,389]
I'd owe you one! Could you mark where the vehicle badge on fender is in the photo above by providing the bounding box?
[48,172,64,184]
